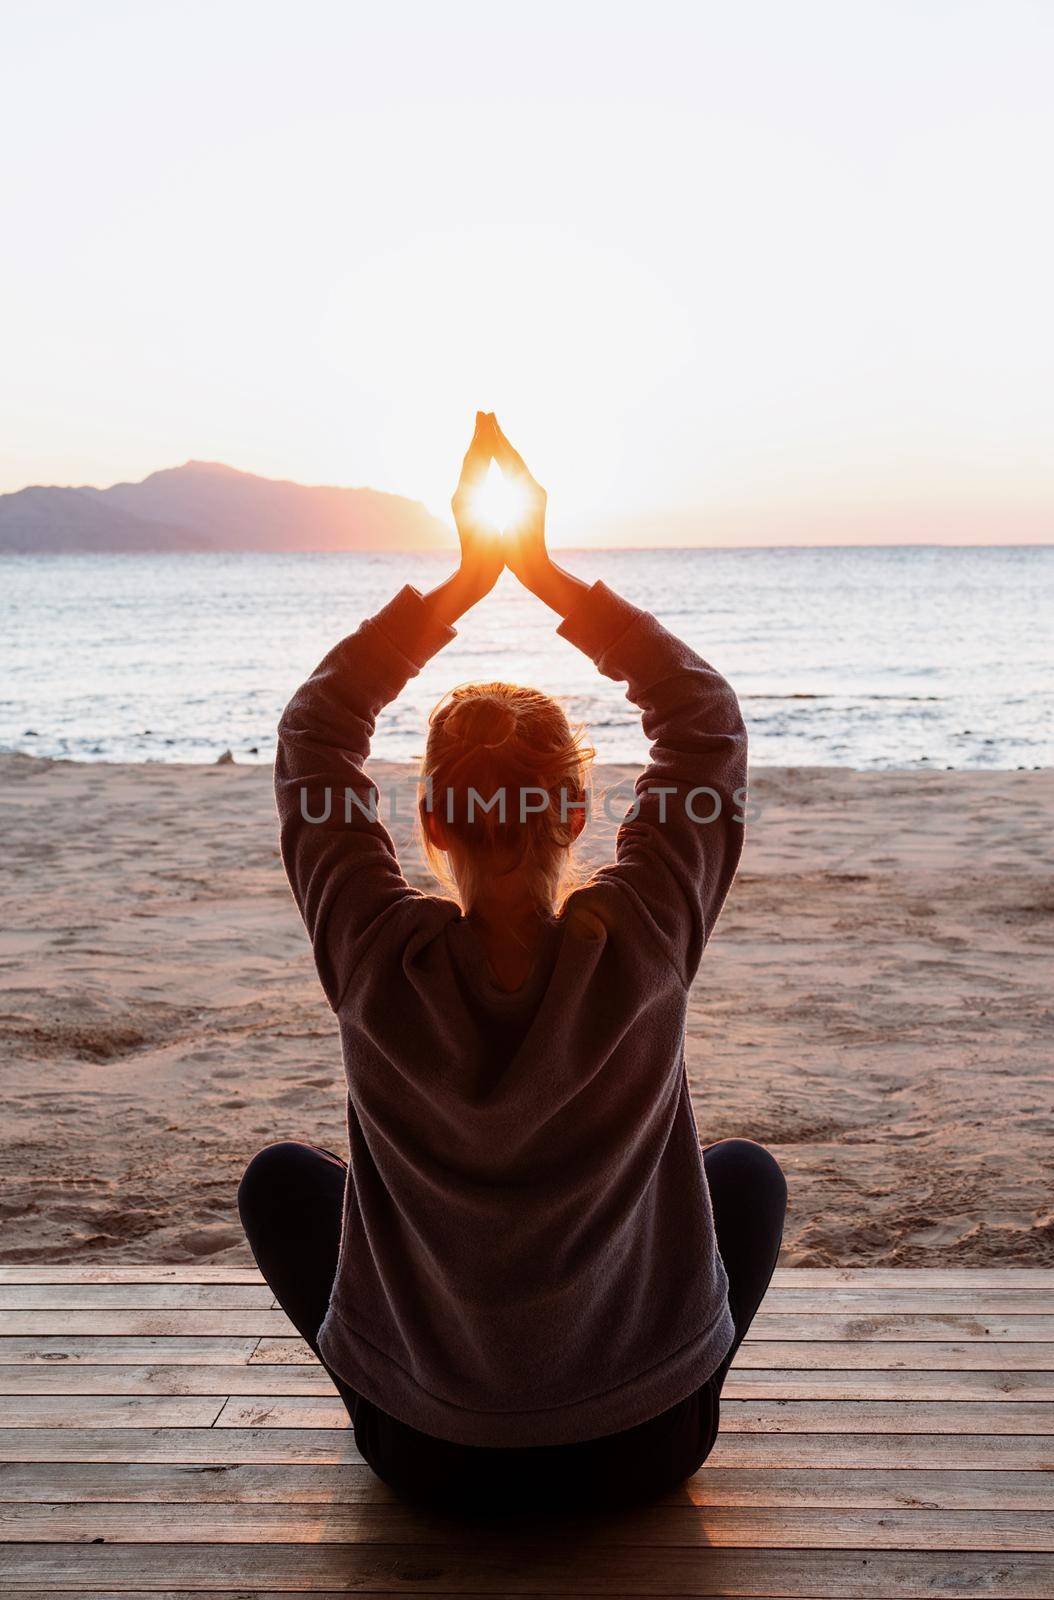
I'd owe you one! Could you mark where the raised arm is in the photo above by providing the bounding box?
[494,418,747,985]
[275,414,503,1008]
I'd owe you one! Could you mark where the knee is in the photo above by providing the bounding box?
[706,1138,788,1211]
[237,1141,307,1222]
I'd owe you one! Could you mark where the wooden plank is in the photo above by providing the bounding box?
[0,1364,333,1397]
[760,1289,1054,1312]
[257,1334,1054,1372]
[0,1266,264,1284]
[769,1268,1054,1288]
[5,1281,1050,1313]
[214,1396,351,1429]
[748,1312,1054,1340]
[707,1432,1054,1469]
[3,1363,1049,1402]
[732,1340,1054,1371]
[0,1336,262,1365]
[0,1461,389,1504]
[720,1399,1054,1436]
[0,1396,225,1428]
[805,1290,1054,1313]
[2,1544,1051,1596]
[0,1284,274,1310]
[5,1589,1048,1600]
[0,1264,1047,1287]
[8,1306,1054,1339]
[0,1426,364,1464]
[2,1499,1053,1551]
[0,1310,293,1336]
[3,1424,1051,1469]
[2,1460,1052,1511]
[213,1393,1054,1434]
[720,1369,1054,1401]
[684,1466,1054,1510]
[0,1590,1047,1600]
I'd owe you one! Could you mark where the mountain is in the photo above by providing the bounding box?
[0,461,452,553]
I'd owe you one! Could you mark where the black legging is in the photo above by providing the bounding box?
[238,1135,787,1511]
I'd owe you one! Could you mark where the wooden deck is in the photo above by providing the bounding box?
[0,1266,1050,1597]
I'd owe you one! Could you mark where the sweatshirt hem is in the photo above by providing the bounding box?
[316,1299,736,1449]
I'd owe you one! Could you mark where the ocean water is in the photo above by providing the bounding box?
[1,546,1051,769]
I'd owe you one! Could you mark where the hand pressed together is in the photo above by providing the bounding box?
[448,412,505,605]
[426,412,588,627]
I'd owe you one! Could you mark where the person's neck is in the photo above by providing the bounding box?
[468,888,550,936]
[465,886,552,992]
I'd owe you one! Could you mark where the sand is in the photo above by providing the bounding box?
[0,753,1051,1266]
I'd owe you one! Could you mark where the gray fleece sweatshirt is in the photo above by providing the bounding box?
[274,578,747,1447]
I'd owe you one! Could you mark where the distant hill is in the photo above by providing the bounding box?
[0,461,452,553]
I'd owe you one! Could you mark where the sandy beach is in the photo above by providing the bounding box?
[0,752,1051,1267]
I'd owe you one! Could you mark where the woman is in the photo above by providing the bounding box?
[239,413,786,1512]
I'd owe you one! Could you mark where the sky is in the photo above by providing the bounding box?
[1,0,1052,546]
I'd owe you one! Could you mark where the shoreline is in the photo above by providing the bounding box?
[3,749,1051,776]
[1,754,1051,1267]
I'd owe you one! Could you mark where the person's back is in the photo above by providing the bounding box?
[238,413,786,1508]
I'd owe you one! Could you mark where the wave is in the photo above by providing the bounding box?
[740,693,942,702]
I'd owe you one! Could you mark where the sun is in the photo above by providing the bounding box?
[470,461,532,532]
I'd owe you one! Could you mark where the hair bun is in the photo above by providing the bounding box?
[445,695,517,750]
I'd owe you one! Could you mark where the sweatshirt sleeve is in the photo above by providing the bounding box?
[274,585,456,1009]
[557,579,748,985]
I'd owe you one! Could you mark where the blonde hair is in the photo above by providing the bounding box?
[419,682,595,915]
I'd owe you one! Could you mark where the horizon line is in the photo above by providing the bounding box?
[3,540,1052,555]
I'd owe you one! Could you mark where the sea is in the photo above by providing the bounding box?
[1,546,1051,769]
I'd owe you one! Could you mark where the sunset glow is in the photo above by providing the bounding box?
[1,2,1052,546]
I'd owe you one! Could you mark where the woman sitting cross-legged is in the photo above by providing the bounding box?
[238,412,787,1512]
